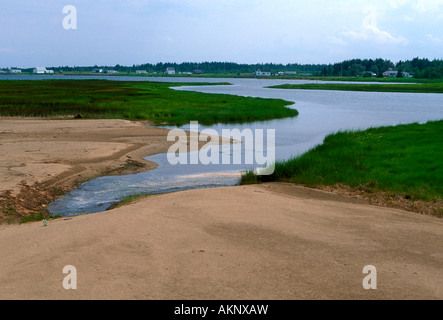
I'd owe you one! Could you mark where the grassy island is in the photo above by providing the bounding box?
[268,82,443,94]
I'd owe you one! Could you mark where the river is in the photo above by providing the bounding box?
[6,76,438,216]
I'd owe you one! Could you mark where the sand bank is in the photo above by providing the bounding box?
[1,119,442,300]
[0,119,174,221]
[0,183,442,300]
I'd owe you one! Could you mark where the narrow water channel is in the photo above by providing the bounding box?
[45,77,443,216]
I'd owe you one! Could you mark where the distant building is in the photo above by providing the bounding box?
[276,71,297,76]
[9,67,22,74]
[255,70,271,77]
[136,70,147,75]
[92,69,104,73]
[33,67,53,74]
[106,70,119,74]
[166,67,176,75]
[383,70,398,77]
[33,66,47,74]
[383,70,413,78]
[193,69,203,75]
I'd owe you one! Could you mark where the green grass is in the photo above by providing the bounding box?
[0,80,297,126]
[241,120,443,202]
[268,82,443,93]
[18,212,48,224]
[107,194,150,210]
[301,76,438,83]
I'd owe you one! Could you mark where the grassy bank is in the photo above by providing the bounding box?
[0,80,297,125]
[301,76,440,83]
[268,82,443,93]
[241,121,442,215]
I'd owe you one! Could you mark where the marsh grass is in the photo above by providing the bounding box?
[18,212,46,224]
[241,121,443,202]
[107,194,150,210]
[269,82,443,93]
[0,80,297,125]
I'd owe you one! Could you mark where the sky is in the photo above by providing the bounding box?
[1,0,443,68]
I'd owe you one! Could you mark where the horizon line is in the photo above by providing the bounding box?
[2,56,443,70]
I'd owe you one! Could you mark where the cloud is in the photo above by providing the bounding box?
[413,0,443,12]
[328,36,348,46]
[343,5,409,45]
[426,34,442,42]
[388,0,409,8]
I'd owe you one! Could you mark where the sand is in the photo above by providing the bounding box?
[0,118,182,220]
[0,118,171,194]
[0,119,442,300]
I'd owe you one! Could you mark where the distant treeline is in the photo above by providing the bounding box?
[48,62,324,75]
[20,57,443,79]
[321,58,443,79]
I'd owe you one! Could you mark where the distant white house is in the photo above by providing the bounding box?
[9,67,22,74]
[383,70,413,78]
[33,67,54,74]
[136,70,147,75]
[383,70,398,77]
[255,70,271,77]
[106,70,119,74]
[166,67,176,75]
[276,71,297,76]
[92,69,104,73]
[33,67,47,74]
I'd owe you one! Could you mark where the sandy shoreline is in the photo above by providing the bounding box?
[1,183,442,300]
[1,118,442,300]
[0,118,174,221]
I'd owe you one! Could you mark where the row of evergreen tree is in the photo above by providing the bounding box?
[320,58,443,78]
[51,57,443,79]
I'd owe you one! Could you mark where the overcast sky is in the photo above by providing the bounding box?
[1,0,443,68]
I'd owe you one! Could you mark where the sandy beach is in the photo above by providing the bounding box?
[0,119,442,300]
